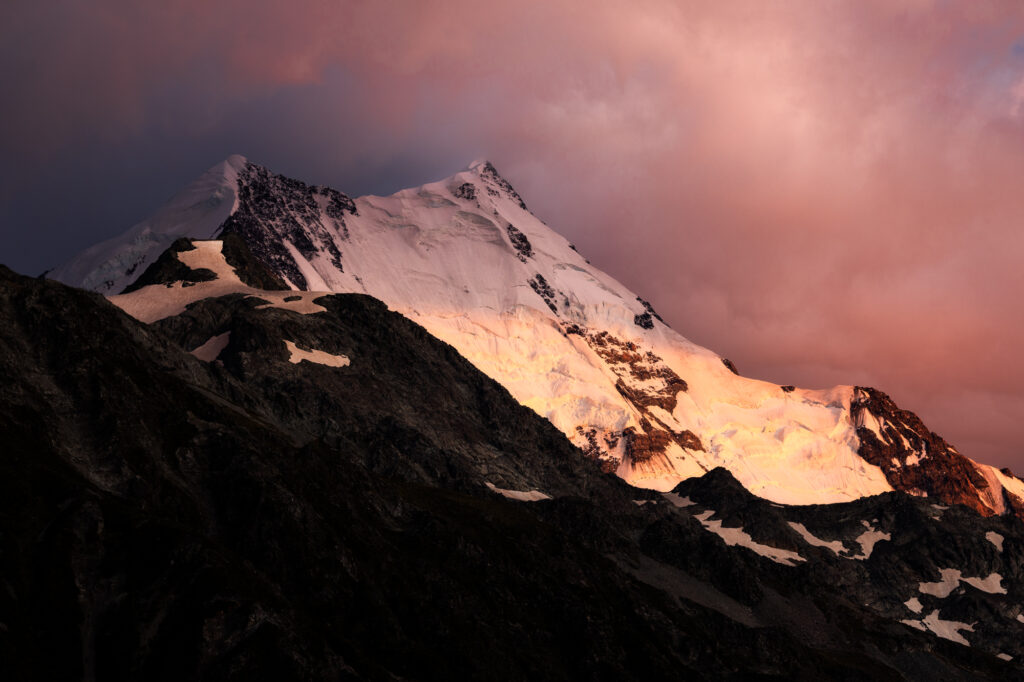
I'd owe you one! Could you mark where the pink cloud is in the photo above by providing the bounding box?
[5,0,1024,466]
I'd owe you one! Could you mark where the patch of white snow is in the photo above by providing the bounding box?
[661,492,695,508]
[962,572,1006,595]
[485,481,552,502]
[919,569,963,598]
[694,510,805,566]
[787,522,846,556]
[190,332,230,362]
[920,568,1007,597]
[284,340,350,367]
[921,610,974,646]
[850,520,890,560]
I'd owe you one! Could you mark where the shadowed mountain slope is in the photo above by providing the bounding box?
[2,265,1023,679]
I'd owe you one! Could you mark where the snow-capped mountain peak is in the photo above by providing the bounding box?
[52,155,248,295]
[49,156,1024,517]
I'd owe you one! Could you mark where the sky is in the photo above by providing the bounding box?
[3,1,1024,469]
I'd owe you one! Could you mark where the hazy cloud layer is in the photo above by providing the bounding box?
[3,1,1024,467]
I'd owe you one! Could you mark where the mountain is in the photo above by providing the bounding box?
[50,156,1024,518]
[3,264,1024,679]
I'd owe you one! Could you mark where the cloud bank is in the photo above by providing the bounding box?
[3,0,1024,467]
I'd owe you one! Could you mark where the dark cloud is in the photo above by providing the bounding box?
[3,1,1024,468]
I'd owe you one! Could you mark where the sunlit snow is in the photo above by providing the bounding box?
[58,156,1024,511]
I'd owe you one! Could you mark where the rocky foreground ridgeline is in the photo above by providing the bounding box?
[2,265,1023,679]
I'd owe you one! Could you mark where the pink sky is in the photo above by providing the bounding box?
[4,1,1024,468]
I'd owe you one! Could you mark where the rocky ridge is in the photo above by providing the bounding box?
[3,262,1024,678]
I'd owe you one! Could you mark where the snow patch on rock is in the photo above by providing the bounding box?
[904,597,923,614]
[662,492,695,508]
[787,522,846,556]
[694,510,805,566]
[284,340,350,368]
[919,568,1006,597]
[921,610,974,646]
[900,619,927,632]
[485,481,552,502]
[191,332,230,362]
[850,520,890,560]
[920,569,963,598]
[108,240,328,322]
[962,572,1007,594]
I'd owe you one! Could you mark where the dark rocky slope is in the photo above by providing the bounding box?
[0,266,1021,680]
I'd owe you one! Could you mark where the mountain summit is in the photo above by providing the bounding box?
[50,156,1024,516]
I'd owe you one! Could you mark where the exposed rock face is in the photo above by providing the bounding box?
[479,161,528,210]
[218,162,355,288]
[578,329,704,472]
[852,387,1024,518]
[453,181,477,201]
[121,238,216,293]
[528,273,559,314]
[506,223,533,262]
[3,265,1023,679]
[585,331,688,411]
[633,311,655,329]
[636,296,665,324]
[219,231,290,290]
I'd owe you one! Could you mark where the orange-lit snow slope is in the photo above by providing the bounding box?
[51,156,1024,512]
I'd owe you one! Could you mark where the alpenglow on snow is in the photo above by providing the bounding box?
[51,155,1024,516]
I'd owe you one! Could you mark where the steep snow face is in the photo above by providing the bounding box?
[50,156,248,294]
[262,159,893,504]
[53,157,1024,510]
